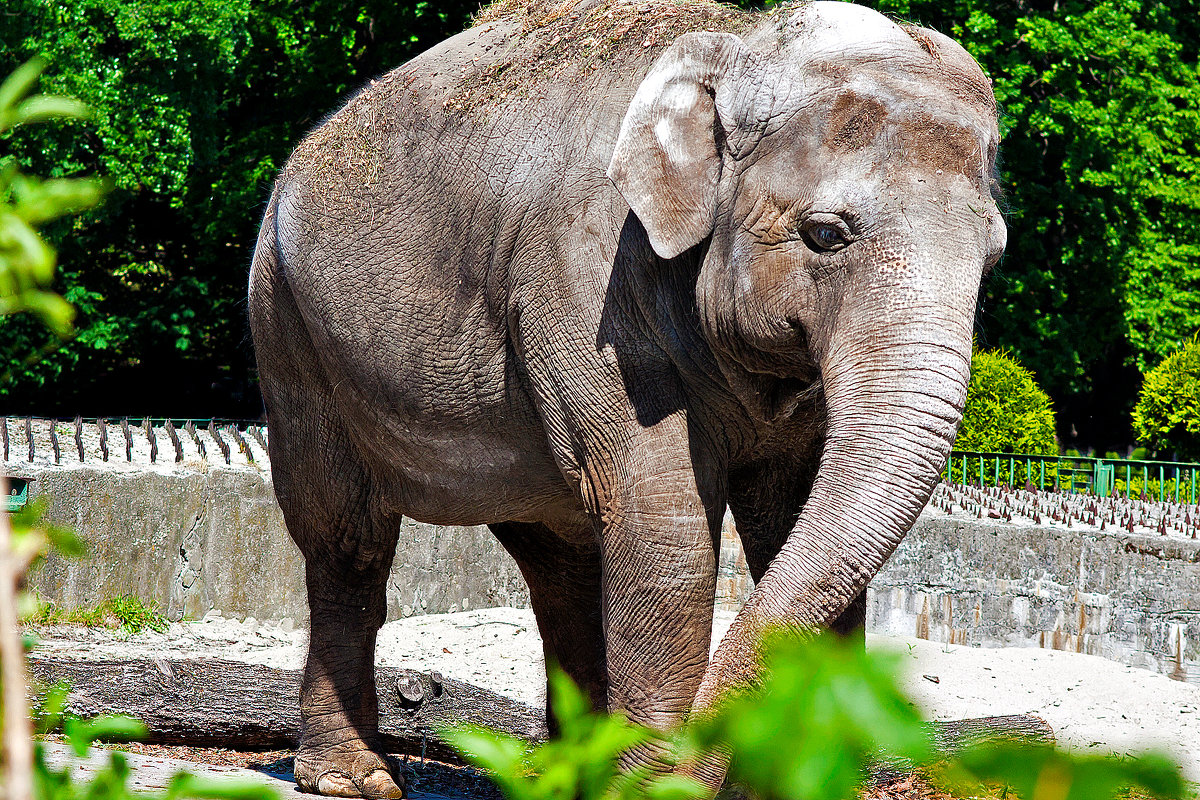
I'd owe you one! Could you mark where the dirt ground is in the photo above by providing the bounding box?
[31,606,1200,798]
[62,738,983,799]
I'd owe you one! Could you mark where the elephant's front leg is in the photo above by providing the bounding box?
[596,458,723,747]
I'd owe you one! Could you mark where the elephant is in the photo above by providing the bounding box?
[248,0,1005,796]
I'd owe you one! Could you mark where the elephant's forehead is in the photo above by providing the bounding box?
[773,2,996,119]
[781,2,913,60]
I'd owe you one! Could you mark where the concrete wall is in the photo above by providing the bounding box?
[12,460,528,626]
[869,515,1200,683]
[5,418,1197,683]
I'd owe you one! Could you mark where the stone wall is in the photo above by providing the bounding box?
[11,460,528,625]
[869,515,1200,683]
[5,418,1197,682]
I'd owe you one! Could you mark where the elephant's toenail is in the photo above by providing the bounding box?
[315,772,360,797]
[362,769,406,799]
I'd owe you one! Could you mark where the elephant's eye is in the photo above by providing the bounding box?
[813,225,845,249]
[801,216,852,253]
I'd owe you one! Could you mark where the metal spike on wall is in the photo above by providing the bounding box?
[121,418,133,461]
[164,419,183,463]
[209,421,230,465]
[144,418,157,464]
[25,416,33,463]
[49,420,60,464]
[74,415,84,462]
[185,420,205,459]
[249,425,267,453]
[228,425,252,462]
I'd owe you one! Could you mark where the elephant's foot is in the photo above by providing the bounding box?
[294,743,405,799]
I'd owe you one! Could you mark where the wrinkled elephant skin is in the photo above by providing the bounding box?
[249,1,1004,796]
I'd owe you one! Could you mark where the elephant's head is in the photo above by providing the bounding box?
[608,2,1004,703]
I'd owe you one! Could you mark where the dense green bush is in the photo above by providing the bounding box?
[1132,335,1200,461]
[955,349,1057,454]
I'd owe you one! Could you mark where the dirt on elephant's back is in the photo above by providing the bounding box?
[451,0,765,111]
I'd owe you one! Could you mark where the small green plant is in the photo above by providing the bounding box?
[25,594,169,634]
[1133,335,1200,461]
[446,670,702,800]
[955,348,1058,456]
[448,632,1185,800]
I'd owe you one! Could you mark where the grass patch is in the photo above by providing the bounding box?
[24,594,170,634]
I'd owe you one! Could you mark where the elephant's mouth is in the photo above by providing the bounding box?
[718,322,823,424]
[737,367,822,424]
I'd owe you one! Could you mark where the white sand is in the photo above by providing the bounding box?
[31,607,1200,781]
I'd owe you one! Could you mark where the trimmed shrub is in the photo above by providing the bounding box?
[1133,335,1200,461]
[955,349,1057,454]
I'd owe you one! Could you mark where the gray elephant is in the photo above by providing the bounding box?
[249,0,1004,796]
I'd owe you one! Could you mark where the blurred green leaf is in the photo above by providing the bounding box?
[64,715,147,755]
[950,742,1185,800]
[689,633,931,800]
[10,94,92,127]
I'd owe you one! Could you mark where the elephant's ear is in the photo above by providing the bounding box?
[608,33,759,260]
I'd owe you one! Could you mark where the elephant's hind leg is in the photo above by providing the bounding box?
[272,413,404,799]
[255,283,404,797]
[489,521,608,722]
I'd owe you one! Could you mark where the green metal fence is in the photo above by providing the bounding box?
[944,450,1200,504]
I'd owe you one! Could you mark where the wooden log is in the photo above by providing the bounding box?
[928,713,1053,751]
[27,654,1052,767]
[28,654,548,762]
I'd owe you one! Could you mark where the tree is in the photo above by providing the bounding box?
[3,0,1198,443]
[954,348,1057,454]
[0,0,477,417]
[867,0,1200,450]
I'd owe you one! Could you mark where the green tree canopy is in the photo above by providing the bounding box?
[2,0,1198,447]
[0,0,477,416]
[871,0,1200,449]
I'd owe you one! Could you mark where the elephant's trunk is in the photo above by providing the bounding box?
[695,274,978,710]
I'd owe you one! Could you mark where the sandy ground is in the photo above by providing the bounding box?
[32,606,1200,787]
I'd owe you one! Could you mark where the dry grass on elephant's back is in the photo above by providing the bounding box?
[456,0,769,110]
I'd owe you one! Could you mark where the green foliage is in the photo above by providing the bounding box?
[0,57,104,335]
[0,0,477,415]
[1132,334,1200,460]
[451,632,1184,800]
[688,635,929,800]
[949,743,1185,800]
[25,594,169,634]
[446,671,703,800]
[955,349,1057,454]
[0,0,1196,442]
[858,0,1200,445]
